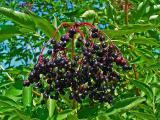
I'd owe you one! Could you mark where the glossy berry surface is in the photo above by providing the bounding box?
[25,22,132,104]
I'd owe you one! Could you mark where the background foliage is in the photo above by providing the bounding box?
[0,0,160,120]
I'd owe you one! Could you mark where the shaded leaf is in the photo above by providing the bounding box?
[78,105,99,119]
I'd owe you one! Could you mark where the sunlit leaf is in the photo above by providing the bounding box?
[101,97,145,116]
[27,10,55,37]
[0,7,35,30]
[131,80,153,104]
[56,109,75,120]
[47,98,56,118]
[23,86,32,107]
[130,111,156,120]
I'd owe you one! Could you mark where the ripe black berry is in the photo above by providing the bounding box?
[69,28,76,35]
[47,49,52,54]
[28,22,132,105]
[91,32,98,38]
[85,41,90,47]
[91,27,98,33]
[93,44,99,50]
[99,35,105,41]
[61,35,67,41]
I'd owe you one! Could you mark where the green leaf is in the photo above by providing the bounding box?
[130,56,144,64]
[23,86,32,107]
[0,7,56,38]
[0,7,35,30]
[56,109,74,120]
[130,37,160,47]
[0,95,21,109]
[130,111,156,120]
[149,15,159,20]
[47,98,56,118]
[102,97,145,116]
[27,11,55,37]
[0,25,19,41]
[0,107,15,114]
[134,0,148,21]
[78,105,98,119]
[5,86,22,101]
[81,10,98,21]
[105,24,158,37]
[0,81,14,88]
[131,80,153,103]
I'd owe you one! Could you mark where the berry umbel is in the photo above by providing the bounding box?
[24,22,132,104]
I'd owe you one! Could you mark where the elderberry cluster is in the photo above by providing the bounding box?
[23,22,132,104]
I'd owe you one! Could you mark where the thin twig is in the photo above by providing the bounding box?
[32,90,41,96]
[125,0,129,25]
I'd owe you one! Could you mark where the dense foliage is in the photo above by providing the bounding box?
[0,0,160,120]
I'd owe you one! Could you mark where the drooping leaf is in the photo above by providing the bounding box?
[0,25,19,41]
[130,37,160,47]
[27,10,55,37]
[0,7,35,30]
[130,56,144,64]
[130,111,156,120]
[0,95,21,109]
[105,24,159,37]
[131,80,153,104]
[0,81,14,88]
[0,107,15,114]
[0,7,56,38]
[101,97,145,116]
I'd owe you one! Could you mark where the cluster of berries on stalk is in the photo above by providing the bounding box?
[23,22,132,104]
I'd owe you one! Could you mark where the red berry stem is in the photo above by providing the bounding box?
[76,29,85,38]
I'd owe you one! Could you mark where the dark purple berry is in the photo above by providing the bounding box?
[69,28,76,35]
[91,32,98,38]
[99,35,105,41]
[61,35,66,41]
[93,44,99,50]
[91,27,98,33]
